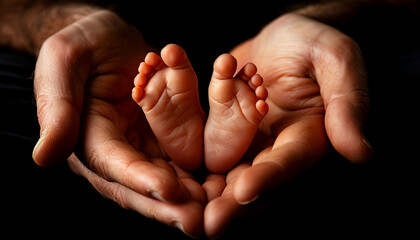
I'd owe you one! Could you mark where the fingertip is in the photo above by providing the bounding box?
[204,197,236,239]
[237,195,259,206]
[353,134,375,164]
[32,128,48,166]
[147,169,186,203]
[325,100,373,164]
[203,174,226,202]
[174,221,202,239]
[33,102,80,167]
[233,162,286,205]
[337,133,374,164]
[174,201,204,238]
[233,167,261,205]
[362,134,374,155]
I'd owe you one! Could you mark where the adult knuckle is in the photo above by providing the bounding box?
[43,32,71,51]
[339,34,359,50]
[42,32,86,64]
[337,36,363,63]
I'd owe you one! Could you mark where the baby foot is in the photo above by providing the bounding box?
[204,54,268,173]
[132,44,205,170]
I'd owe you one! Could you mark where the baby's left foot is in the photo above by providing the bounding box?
[204,54,268,173]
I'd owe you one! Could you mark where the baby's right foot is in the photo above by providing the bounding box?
[132,44,205,171]
[204,54,268,173]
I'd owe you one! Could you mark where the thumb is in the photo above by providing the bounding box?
[32,35,88,167]
[313,33,373,163]
[324,94,373,163]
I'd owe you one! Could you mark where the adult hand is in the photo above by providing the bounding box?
[32,10,205,237]
[204,13,373,238]
[68,154,205,238]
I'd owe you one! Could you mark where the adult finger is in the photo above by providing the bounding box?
[204,194,243,238]
[79,113,187,203]
[204,163,250,238]
[202,173,226,202]
[312,30,373,163]
[233,115,328,205]
[169,161,207,206]
[67,154,204,238]
[32,33,90,167]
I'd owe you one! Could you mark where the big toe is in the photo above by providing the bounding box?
[161,44,188,68]
[213,54,237,80]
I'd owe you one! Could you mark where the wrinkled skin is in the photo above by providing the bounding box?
[33,11,371,238]
[203,13,371,238]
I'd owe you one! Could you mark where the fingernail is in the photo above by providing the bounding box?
[361,134,373,152]
[210,228,226,240]
[151,191,169,203]
[238,195,259,205]
[173,222,200,239]
[32,128,47,160]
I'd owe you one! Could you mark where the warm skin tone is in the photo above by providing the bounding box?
[204,13,370,237]
[2,0,418,238]
[32,11,207,237]
[205,53,268,173]
[132,44,268,173]
[132,44,206,171]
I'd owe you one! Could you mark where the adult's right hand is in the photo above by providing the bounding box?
[32,10,205,237]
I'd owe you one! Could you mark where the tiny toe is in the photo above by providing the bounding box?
[139,62,154,76]
[145,52,165,70]
[134,73,148,87]
[255,86,268,100]
[250,74,263,87]
[137,60,144,72]
[236,63,257,82]
[161,44,188,68]
[248,74,263,90]
[145,52,160,65]
[256,100,269,116]
[213,53,237,80]
[132,86,144,103]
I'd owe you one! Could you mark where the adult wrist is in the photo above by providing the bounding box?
[0,2,102,55]
[27,4,103,55]
[291,1,365,34]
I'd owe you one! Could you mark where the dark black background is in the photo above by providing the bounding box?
[1,1,419,239]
